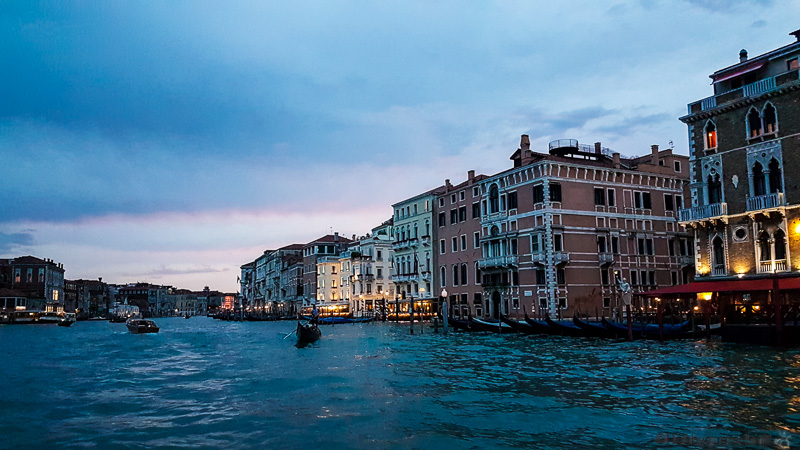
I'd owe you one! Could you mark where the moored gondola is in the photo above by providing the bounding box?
[448,316,472,332]
[524,312,553,334]
[469,316,517,334]
[499,315,539,334]
[572,315,615,338]
[545,314,588,337]
[296,322,321,345]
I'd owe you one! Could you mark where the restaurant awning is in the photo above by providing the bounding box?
[711,61,765,83]
[638,276,800,297]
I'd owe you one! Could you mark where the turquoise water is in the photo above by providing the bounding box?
[1,318,798,449]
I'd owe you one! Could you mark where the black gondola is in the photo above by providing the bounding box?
[469,317,517,334]
[448,316,472,332]
[500,315,539,334]
[524,312,553,334]
[545,314,588,337]
[296,322,321,346]
[572,315,616,338]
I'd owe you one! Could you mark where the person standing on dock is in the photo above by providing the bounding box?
[311,305,320,325]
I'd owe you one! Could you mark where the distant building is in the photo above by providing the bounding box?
[302,233,353,306]
[0,256,65,311]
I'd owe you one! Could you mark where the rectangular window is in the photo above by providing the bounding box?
[27,269,33,283]
[634,192,642,209]
[451,194,456,204]
[450,210,458,224]
[558,298,567,309]
[472,202,481,219]
[14,269,20,283]
[597,236,607,253]
[594,188,605,206]
[607,189,616,207]
[377,268,383,278]
[673,160,681,172]
[459,191,465,201]
[510,239,518,255]
[439,198,445,207]
[664,194,674,211]
[611,236,619,254]
[532,185,544,204]
[512,297,520,309]
[668,240,675,256]
[676,195,683,210]
[536,269,546,285]
[439,239,446,254]
[438,212,446,227]
[38,268,44,283]
[549,183,562,202]
[789,57,799,70]
[460,235,467,251]
[474,232,480,249]
[452,265,459,286]
[475,263,481,285]
[458,206,467,222]
[643,192,652,209]
[646,239,654,255]
[630,270,638,286]
[554,234,563,252]
[507,191,518,209]
[461,264,468,285]
[473,187,479,197]
[440,267,446,287]
[452,237,458,252]
[556,268,565,285]
[671,271,678,285]
[601,269,609,285]
[649,271,656,286]
[531,234,540,253]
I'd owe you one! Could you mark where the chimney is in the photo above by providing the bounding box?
[334,232,339,242]
[445,179,452,190]
[651,144,659,165]
[468,170,475,181]
[520,134,530,151]
[594,142,602,154]
[352,234,356,241]
[612,152,621,169]
[792,29,800,42]
[739,49,748,63]
[98,277,102,283]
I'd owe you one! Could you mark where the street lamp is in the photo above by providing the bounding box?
[441,288,448,335]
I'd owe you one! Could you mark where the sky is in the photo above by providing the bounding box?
[2,0,799,292]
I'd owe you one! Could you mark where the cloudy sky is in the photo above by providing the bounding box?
[2,1,798,292]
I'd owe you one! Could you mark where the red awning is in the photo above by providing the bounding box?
[638,277,787,297]
[712,61,765,84]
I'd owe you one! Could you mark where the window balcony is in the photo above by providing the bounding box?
[598,253,614,265]
[421,235,431,246]
[678,202,727,223]
[390,274,410,283]
[392,238,418,250]
[478,255,519,269]
[679,255,695,267]
[482,211,508,222]
[757,259,788,274]
[712,265,726,277]
[746,192,786,212]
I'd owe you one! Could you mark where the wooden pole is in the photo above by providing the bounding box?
[773,276,783,346]
[626,303,633,342]
[657,300,664,343]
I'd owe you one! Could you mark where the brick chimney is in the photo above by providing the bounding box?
[468,170,475,181]
[651,144,659,165]
[594,142,602,154]
[739,49,748,63]
[613,152,621,169]
[520,134,530,151]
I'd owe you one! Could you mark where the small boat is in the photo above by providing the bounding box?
[469,316,517,334]
[300,315,374,325]
[572,316,615,338]
[448,316,472,332]
[58,313,76,327]
[524,313,553,334]
[126,318,159,334]
[545,314,588,337]
[296,322,321,345]
[601,317,695,340]
[499,315,539,334]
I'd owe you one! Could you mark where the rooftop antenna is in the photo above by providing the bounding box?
[669,140,674,149]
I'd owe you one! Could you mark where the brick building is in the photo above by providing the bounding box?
[0,256,65,311]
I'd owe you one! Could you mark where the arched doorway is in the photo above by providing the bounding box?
[491,291,501,319]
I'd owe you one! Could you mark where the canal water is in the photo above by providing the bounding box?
[1,318,798,449]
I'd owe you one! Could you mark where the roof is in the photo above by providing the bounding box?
[304,234,354,246]
[710,33,800,82]
[639,276,800,297]
[279,243,304,251]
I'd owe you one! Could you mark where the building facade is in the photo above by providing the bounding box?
[0,256,65,311]
[676,31,800,316]
[474,135,691,319]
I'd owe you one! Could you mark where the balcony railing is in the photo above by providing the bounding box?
[478,255,519,269]
[598,253,614,265]
[679,255,695,267]
[712,265,726,277]
[746,192,785,212]
[757,259,788,274]
[483,211,508,222]
[421,235,431,246]
[678,202,727,222]
[688,70,798,114]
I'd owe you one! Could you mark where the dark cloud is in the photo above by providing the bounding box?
[0,231,35,253]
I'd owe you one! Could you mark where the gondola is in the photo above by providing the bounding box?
[572,315,615,338]
[499,315,539,334]
[296,322,321,345]
[544,314,588,337]
[469,317,517,334]
[601,317,695,340]
[524,312,554,334]
[448,316,472,332]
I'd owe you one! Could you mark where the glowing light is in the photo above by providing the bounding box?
[698,292,712,301]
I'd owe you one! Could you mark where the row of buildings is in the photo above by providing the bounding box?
[0,256,234,318]
[241,30,800,325]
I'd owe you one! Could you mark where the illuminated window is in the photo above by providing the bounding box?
[747,107,762,138]
[763,103,777,134]
[704,121,717,150]
[788,58,799,70]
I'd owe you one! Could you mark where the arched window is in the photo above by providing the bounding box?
[452,265,459,286]
[413,223,418,238]
[752,162,766,196]
[774,229,787,261]
[747,107,762,138]
[705,121,717,149]
[489,185,499,213]
[440,266,446,287]
[424,220,430,236]
[768,158,782,193]
[460,263,468,285]
[712,236,725,273]
[763,103,777,134]
[708,173,722,204]
[758,231,771,262]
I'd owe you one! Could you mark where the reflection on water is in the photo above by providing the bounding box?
[1,318,798,448]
